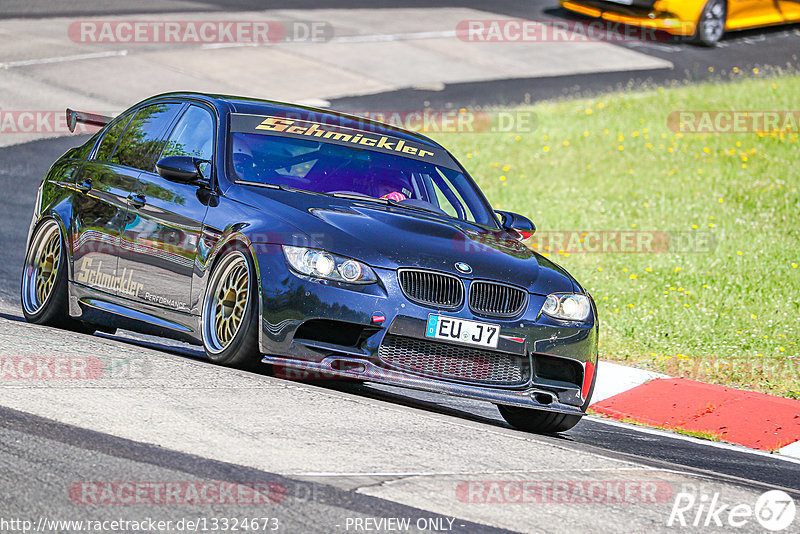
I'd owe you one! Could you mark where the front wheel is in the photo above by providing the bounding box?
[201,247,261,368]
[693,0,726,46]
[497,404,582,433]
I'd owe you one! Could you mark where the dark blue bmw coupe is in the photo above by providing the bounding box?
[22,93,597,433]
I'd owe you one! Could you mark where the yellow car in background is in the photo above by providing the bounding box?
[560,0,800,45]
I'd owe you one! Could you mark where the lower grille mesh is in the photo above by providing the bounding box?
[378,335,529,385]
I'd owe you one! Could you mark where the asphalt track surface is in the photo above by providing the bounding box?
[2,3,800,532]
[2,0,798,110]
[0,405,515,534]
[1,135,799,532]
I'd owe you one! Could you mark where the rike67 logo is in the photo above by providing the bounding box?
[668,489,796,531]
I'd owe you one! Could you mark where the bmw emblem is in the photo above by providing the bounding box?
[455,262,472,274]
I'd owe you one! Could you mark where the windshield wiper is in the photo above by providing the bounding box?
[385,199,448,216]
[331,192,390,204]
[239,181,325,196]
[332,192,449,217]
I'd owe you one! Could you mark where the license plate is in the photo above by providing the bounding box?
[425,314,500,349]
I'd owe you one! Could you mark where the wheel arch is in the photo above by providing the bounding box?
[29,212,74,280]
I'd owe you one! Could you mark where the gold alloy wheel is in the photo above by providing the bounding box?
[22,220,62,315]
[203,251,251,353]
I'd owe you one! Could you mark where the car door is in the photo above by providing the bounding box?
[71,109,142,297]
[777,0,800,21]
[118,103,215,314]
[727,0,783,28]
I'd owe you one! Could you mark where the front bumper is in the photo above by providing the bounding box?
[560,0,696,36]
[255,248,598,414]
[262,352,586,415]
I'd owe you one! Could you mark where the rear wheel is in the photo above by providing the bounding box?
[21,219,94,333]
[497,404,582,433]
[693,0,726,46]
[201,248,260,368]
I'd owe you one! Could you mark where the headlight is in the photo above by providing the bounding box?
[282,246,377,284]
[541,293,591,322]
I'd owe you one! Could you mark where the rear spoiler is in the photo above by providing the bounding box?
[66,108,113,133]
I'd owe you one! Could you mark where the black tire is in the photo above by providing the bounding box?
[693,0,726,46]
[497,404,582,433]
[21,219,95,334]
[201,246,261,368]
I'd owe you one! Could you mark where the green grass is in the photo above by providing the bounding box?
[431,73,800,399]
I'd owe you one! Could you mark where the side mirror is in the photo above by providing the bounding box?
[496,210,536,238]
[156,156,209,185]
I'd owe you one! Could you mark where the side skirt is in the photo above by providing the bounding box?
[68,281,203,345]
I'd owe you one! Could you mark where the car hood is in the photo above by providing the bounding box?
[237,188,577,295]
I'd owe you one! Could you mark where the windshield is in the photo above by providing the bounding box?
[229,131,496,226]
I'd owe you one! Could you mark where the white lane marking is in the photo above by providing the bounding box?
[330,30,460,43]
[200,42,260,49]
[0,50,128,69]
[295,467,655,477]
[199,30,463,49]
[590,361,668,404]
[588,415,800,465]
[779,441,800,460]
